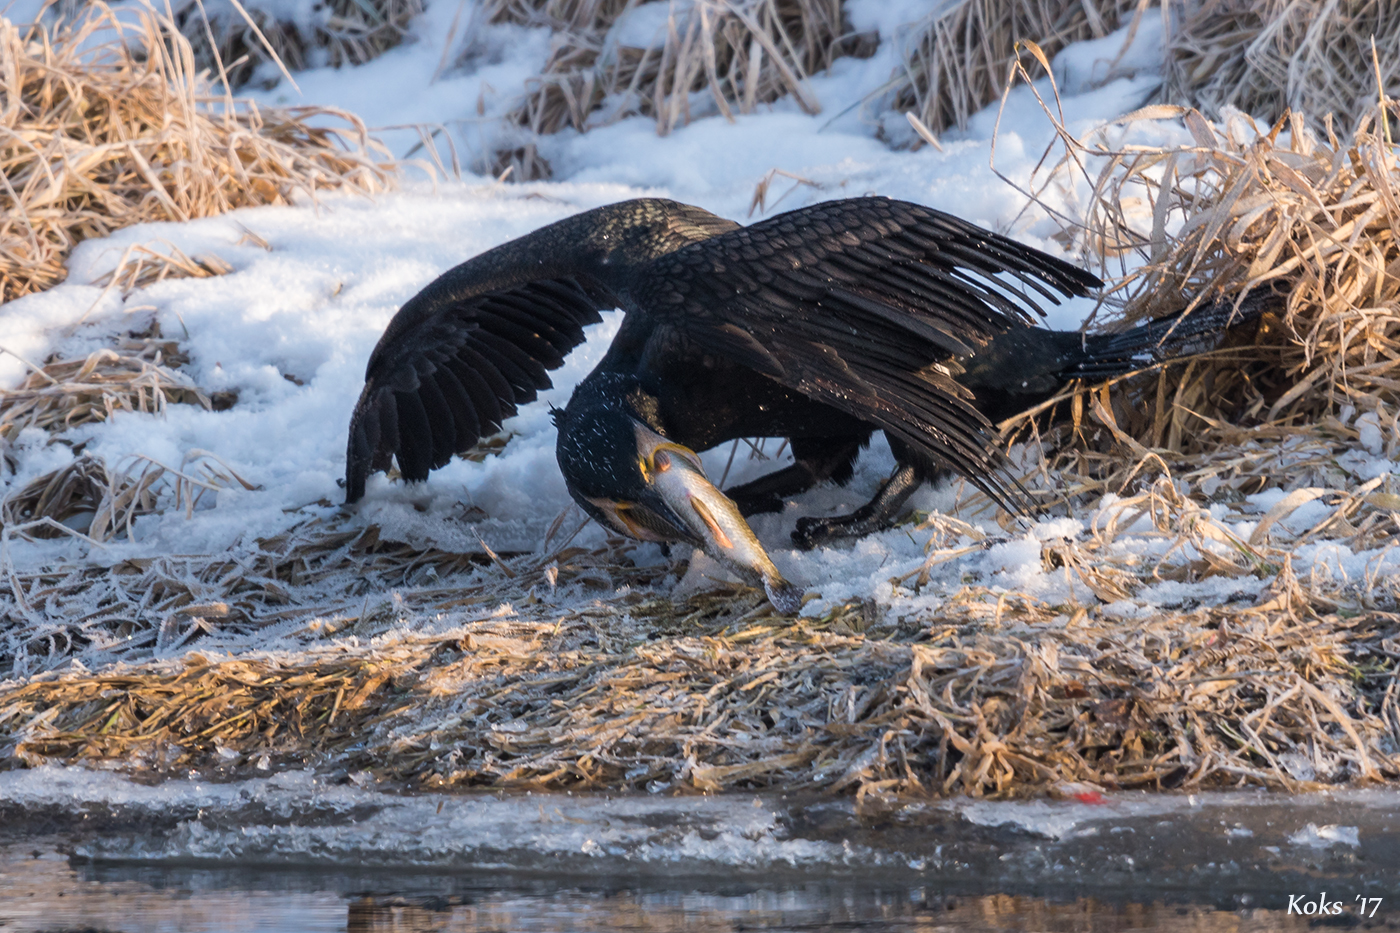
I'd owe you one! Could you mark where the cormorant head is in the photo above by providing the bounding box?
[555,385,803,614]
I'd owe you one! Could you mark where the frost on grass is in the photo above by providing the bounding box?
[2,503,1398,798]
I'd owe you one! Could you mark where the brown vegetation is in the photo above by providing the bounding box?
[889,0,1145,137]
[991,40,1400,497]
[1164,0,1400,133]
[0,3,392,303]
[173,0,425,90]
[1,491,1396,795]
[482,0,865,178]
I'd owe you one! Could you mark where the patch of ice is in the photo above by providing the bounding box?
[1,765,846,872]
[1287,824,1360,849]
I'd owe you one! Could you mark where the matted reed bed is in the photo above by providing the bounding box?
[1,481,1397,795]
[0,3,392,303]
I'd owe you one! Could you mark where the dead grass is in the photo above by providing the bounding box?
[0,447,259,544]
[0,338,1396,797]
[3,308,1390,797]
[1,475,1396,795]
[1,303,1397,798]
[1164,0,1400,134]
[4,23,1400,799]
[485,0,635,32]
[476,0,1400,175]
[976,40,1400,489]
[91,242,235,295]
[885,0,1146,139]
[171,0,425,90]
[0,512,670,675]
[0,330,208,447]
[482,0,864,178]
[0,2,393,303]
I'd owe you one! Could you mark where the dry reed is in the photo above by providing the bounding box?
[1,273,1397,795]
[5,19,1400,800]
[988,39,1400,489]
[171,0,425,90]
[0,330,208,447]
[884,0,1145,138]
[482,0,864,178]
[1164,0,1400,134]
[0,2,393,303]
[2,471,1396,795]
[1,308,1396,796]
[90,242,236,294]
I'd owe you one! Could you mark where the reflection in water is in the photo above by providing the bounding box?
[0,845,1351,933]
[340,892,1326,933]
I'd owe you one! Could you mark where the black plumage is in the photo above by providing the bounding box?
[345,196,1259,606]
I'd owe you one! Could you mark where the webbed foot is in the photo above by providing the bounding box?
[790,463,922,550]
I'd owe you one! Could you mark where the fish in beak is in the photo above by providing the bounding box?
[589,426,804,615]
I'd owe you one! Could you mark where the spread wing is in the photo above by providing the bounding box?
[630,198,1102,510]
[347,195,1100,512]
[344,199,740,501]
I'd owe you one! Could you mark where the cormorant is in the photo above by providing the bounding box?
[345,197,1257,612]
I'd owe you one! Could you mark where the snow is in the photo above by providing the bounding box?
[2,2,1398,675]
[1052,8,1168,96]
[606,0,690,49]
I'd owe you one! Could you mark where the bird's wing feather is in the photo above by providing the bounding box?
[345,277,606,501]
[630,198,1101,510]
[345,199,739,501]
[348,196,1098,512]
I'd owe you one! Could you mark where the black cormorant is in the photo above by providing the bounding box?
[345,197,1256,612]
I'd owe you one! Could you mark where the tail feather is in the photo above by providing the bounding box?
[1068,291,1280,380]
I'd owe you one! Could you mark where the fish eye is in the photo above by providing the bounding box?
[647,442,703,473]
[640,445,685,482]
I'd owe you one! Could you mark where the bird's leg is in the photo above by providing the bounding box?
[792,462,922,550]
[725,435,867,516]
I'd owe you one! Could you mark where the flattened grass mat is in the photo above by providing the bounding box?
[3,500,1397,798]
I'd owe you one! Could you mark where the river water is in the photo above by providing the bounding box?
[3,844,1378,933]
[2,766,1396,932]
